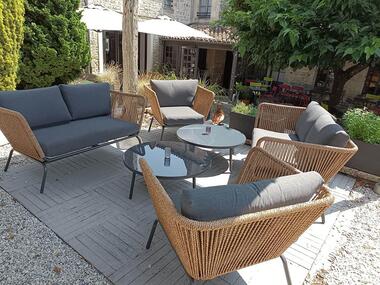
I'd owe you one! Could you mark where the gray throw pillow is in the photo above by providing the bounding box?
[0,86,72,129]
[295,101,330,141]
[305,114,349,147]
[150,79,198,107]
[59,83,111,120]
[181,171,324,221]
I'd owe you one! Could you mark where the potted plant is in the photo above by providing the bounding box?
[235,82,252,105]
[229,101,257,140]
[343,108,380,176]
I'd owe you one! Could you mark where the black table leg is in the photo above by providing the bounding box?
[146,219,159,249]
[229,148,233,171]
[192,177,196,188]
[129,172,136,199]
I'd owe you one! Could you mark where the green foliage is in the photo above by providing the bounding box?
[0,0,24,90]
[221,0,380,70]
[231,101,257,117]
[343,108,380,144]
[18,0,90,89]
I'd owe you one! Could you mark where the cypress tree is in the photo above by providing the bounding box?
[18,0,90,89]
[0,0,25,90]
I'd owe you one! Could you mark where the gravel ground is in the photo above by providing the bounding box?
[0,144,111,285]
[306,181,380,285]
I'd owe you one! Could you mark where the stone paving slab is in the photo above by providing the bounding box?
[0,128,356,285]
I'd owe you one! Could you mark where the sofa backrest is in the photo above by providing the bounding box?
[181,171,323,221]
[150,79,198,107]
[59,83,111,120]
[295,101,349,147]
[0,86,72,129]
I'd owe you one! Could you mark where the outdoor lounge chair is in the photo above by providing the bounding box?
[252,101,358,182]
[144,80,215,140]
[140,147,334,284]
[0,83,146,193]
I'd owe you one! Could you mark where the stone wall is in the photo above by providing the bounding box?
[283,67,318,88]
[343,64,368,99]
[89,30,100,74]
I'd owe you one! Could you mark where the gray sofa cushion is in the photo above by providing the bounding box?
[161,106,204,126]
[252,128,299,147]
[59,83,111,120]
[33,116,139,157]
[181,171,324,221]
[304,114,349,147]
[0,86,72,129]
[295,101,330,141]
[150,80,198,107]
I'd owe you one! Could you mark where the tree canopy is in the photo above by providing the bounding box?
[222,0,380,69]
[0,0,24,90]
[18,0,90,89]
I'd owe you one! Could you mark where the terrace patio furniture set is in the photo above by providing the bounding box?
[0,80,358,285]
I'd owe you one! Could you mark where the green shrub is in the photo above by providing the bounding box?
[342,108,380,144]
[0,0,24,90]
[231,101,257,117]
[18,0,90,89]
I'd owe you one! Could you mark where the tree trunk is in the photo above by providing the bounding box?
[328,69,347,114]
[122,0,138,94]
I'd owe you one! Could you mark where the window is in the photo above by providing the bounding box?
[163,0,173,9]
[363,65,380,95]
[164,46,178,72]
[198,0,211,18]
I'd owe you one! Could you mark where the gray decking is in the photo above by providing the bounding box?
[0,128,356,285]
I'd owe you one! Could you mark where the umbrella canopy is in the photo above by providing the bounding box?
[80,6,213,40]
[138,16,213,39]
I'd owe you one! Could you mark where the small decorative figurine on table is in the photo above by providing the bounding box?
[211,103,225,125]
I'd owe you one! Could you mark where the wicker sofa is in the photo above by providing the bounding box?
[140,147,334,284]
[0,83,145,193]
[253,102,358,182]
[144,80,215,140]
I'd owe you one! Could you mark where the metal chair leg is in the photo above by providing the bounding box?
[136,135,143,145]
[146,219,159,249]
[40,163,48,194]
[160,126,165,141]
[148,117,154,132]
[129,172,136,199]
[280,255,292,285]
[4,149,14,172]
[321,213,326,224]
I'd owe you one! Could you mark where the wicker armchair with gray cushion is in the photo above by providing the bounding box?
[253,101,358,183]
[144,80,215,140]
[0,83,145,193]
[140,147,334,284]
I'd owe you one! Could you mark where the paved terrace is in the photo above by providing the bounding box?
[0,127,355,285]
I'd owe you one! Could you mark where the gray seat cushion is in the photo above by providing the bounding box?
[59,83,111,120]
[150,79,198,107]
[304,114,349,147]
[33,116,139,157]
[252,128,299,147]
[295,101,330,141]
[181,171,324,221]
[161,106,204,126]
[0,86,72,129]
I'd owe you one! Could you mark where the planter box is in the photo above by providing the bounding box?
[229,111,255,140]
[345,139,380,176]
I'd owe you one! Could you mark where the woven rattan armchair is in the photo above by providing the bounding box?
[139,147,334,284]
[254,102,358,182]
[0,90,145,193]
[145,83,215,140]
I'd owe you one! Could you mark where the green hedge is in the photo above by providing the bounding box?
[0,0,25,90]
[18,0,90,89]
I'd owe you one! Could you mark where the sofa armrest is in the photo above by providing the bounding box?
[193,85,215,118]
[237,147,300,184]
[110,91,146,129]
[144,85,164,126]
[255,103,306,133]
[256,136,358,182]
[0,107,45,161]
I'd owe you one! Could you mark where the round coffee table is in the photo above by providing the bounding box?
[123,141,213,199]
[176,124,246,170]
